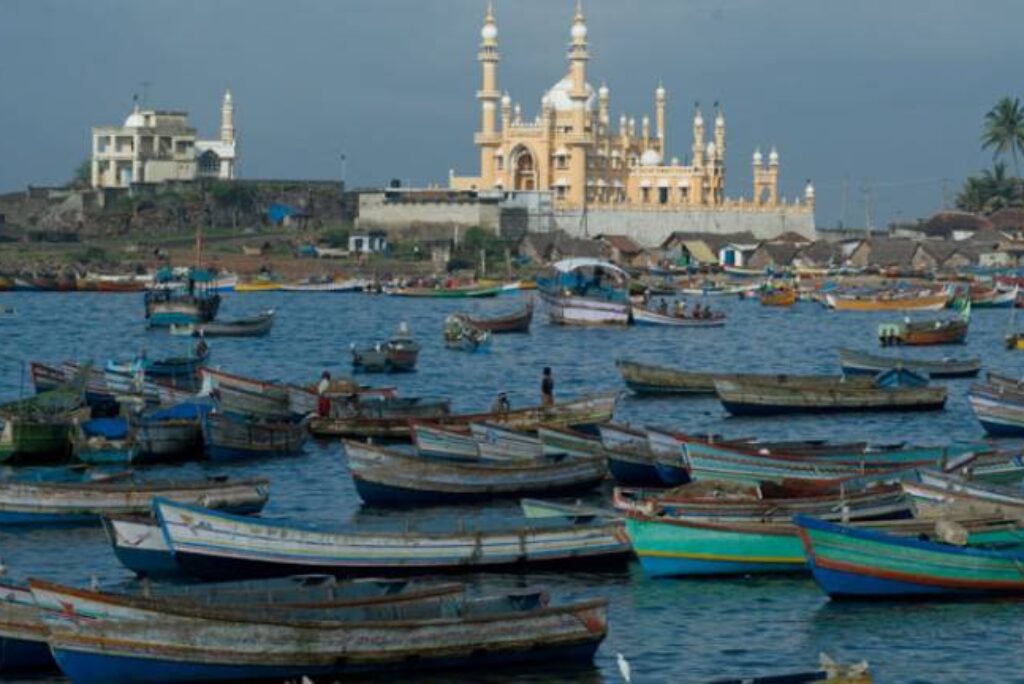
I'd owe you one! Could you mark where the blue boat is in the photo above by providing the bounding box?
[0,579,57,674]
[103,515,181,578]
[144,267,221,328]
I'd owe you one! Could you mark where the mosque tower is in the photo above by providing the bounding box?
[655,83,666,156]
[567,0,590,205]
[477,2,501,187]
[220,89,235,144]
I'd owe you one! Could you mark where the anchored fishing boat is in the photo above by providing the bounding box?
[202,413,307,461]
[878,298,970,346]
[461,299,533,333]
[344,440,606,505]
[825,288,950,312]
[191,309,275,338]
[443,314,492,352]
[615,359,874,396]
[837,348,981,378]
[631,305,726,327]
[538,258,631,325]
[351,322,420,372]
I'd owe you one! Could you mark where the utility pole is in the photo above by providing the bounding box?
[941,178,951,210]
[340,153,347,190]
[861,179,873,237]
[839,176,848,229]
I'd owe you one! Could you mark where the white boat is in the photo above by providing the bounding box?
[539,258,631,326]
[279,278,366,293]
[632,306,726,327]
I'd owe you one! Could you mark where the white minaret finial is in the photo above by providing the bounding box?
[220,88,235,143]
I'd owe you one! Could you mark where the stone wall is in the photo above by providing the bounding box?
[549,207,816,247]
[355,192,501,234]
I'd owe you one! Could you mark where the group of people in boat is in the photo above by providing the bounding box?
[642,290,716,320]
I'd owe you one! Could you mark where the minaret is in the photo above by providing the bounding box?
[641,116,650,149]
[598,83,609,129]
[567,0,590,206]
[655,83,666,155]
[767,147,780,205]
[714,103,725,163]
[691,103,705,169]
[804,179,816,208]
[501,92,512,131]
[752,148,764,204]
[220,89,235,144]
[477,2,501,187]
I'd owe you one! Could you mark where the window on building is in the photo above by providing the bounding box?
[679,187,689,203]
[197,150,220,176]
[555,186,566,200]
[556,155,567,170]
[642,187,650,203]
[659,187,669,204]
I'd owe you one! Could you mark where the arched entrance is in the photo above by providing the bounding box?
[512,147,536,191]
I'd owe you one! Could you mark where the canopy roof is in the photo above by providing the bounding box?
[551,258,629,278]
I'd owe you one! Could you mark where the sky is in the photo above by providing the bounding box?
[1,0,1022,229]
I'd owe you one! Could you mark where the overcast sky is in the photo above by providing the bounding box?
[2,0,1021,228]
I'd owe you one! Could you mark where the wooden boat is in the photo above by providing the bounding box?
[0,381,87,463]
[412,423,479,460]
[309,392,617,440]
[29,576,467,623]
[968,379,1024,436]
[235,280,281,292]
[538,258,632,325]
[613,483,914,522]
[144,274,221,326]
[279,278,366,293]
[202,413,307,461]
[192,309,275,337]
[0,579,58,674]
[443,314,492,352]
[599,423,662,486]
[461,299,533,333]
[0,475,268,524]
[631,306,726,327]
[626,511,1024,578]
[47,592,608,684]
[537,425,603,459]
[344,440,607,506]
[342,395,451,421]
[901,470,1024,518]
[214,378,291,421]
[72,421,139,465]
[386,284,504,298]
[714,370,947,416]
[825,289,949,312]
[878,316,969,346]
[970,284,1017,308]
[615,359,873,396]
[150,497,629,577]
[759,287,797,307]
[470,422,543,460]
[795,514,1024,598]
[700,655,872,684]
[837,348,980,378]
[351,322,419,372]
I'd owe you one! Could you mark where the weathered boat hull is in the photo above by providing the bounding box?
[104,516,181,577]
[136,419,202,460]
[631,307,725,327]
[826,292,949,311]
[0,418,74,464]
[715,380,947,416]
[346,441,607,506]
[194,310,274,337]
[464,300,533,333]
[202,414,307,461]
[796,514,1024,598]
[541,292,631,326]
[838,348,981,378]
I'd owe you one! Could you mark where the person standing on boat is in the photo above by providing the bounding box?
[195,331,209,359]
[541,367,554,407]
[492,391,511,416]
[317,371,332,417]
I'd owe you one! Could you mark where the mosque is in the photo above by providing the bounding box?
[448,2,816,242]
[91,90,237,189]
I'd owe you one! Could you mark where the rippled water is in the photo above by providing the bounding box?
[2,289,1024,683]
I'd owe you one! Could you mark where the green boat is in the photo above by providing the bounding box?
[796,514,1024,598]
[628,513,1024,578]
[386,285,503,298]
[0,369,88,464]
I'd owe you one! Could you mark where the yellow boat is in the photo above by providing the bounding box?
[1006,333,1024,350]
[235,280,281,293]
[759,287,796,307]
[825,291,949,312]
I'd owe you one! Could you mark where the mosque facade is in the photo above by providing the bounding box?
[449,3,816,241]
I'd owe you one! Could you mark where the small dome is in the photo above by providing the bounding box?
[640,149,662,167]
[543,74,596,112]
[753,148,763,164]
[598,84,609,98]
[501,93,511,107]
[571,21,587,41]
[656,85,666,99]
[804,181,815,199]
[223,89,233,104]
[124,106,145,128]
[715,111,724,127]
[481,23,498,41]
[769,148,779,164]
[693,109,704,126]
[706,141,716,156]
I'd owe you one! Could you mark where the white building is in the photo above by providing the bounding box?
[91,90,237,189]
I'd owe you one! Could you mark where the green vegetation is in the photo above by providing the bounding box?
[957,98,1024,213]
[73,160,90,184]
[322,228,350,249]
[76,246,108,264]
[453,227,510,275]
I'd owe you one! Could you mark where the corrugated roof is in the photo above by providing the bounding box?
[680,240,717,263]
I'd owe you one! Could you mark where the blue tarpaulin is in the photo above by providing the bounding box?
[267,204,296,225]
[81,418,129,440]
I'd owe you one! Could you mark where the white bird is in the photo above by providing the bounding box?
[617,652,632,683]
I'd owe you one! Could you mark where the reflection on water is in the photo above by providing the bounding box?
[1,290,1023,682]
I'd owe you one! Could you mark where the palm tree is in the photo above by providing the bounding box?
[982,97,1024,177]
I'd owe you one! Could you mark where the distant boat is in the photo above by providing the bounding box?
[538,258,631,326]
[351,322,420,372]
[192,309,275,338]
[461,299,534,333]
[385,284,502,298]
[631,306,725,327]
[279,278,366,293]
[837,348,981,378]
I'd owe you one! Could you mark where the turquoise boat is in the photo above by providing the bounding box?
[795,514,1024,598]
[628,513,1024,578]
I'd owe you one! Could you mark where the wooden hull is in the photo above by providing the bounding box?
[194,311,274,337]
[0,418,73,463]
[136,419,202,459]
[387,286,503,298]
[631,307,725,327]
[615,360,863,396]
[541,292,630,326]
[0,477,268,524]
[969,385,1024,436]
[412,423,479,460]
[796,514,1024,598]
[154,498,628,578]
[310,393,617,440]
[345,441,607,506]
[838,348,980,378]
[48,600,607,684]
[893,320,968,346]
[826,292,949,311]
[715,379,947,416]
[202,414,306,461]
[759,289,797,307]
[464,300,533,333]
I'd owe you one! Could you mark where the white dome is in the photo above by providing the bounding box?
[481,23,498,41]
[693,110,704,126]
[715,111,724,127]
[640,149,663,167]
[598,84,609,98]
[543,74,596,112]
[124,108,145,127]
[656,85,666,99]
[501,93,511,107]
[805,181,815,198]
[571,21,587,40]
[769,148,779,164]
[706,141,716,155]
[753,149,763,164]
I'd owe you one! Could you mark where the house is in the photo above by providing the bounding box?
[597,234,646,268]
[894,211,994,241]
[517,230,608,264]
[718,243,761,268]
[659,231,757,267]
[911,241,975,273]
[988,208,1024,233]
[348,230,389,254]
[768,231,814,247]
[847,238,918,270]
[792,240,843,271]
[747,242,799,270]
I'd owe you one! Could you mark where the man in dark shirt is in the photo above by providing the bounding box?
[541,367,554,407]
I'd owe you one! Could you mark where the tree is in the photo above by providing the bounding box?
[982,97,1024,176]
[72,160,91,185]
[956,162,1024,213]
